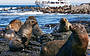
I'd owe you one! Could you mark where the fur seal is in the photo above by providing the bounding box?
[9,16,37,51]
[0,30,15,40]
[17,16,37,46]
[7,17,44,37]
[51,18,72,40]
[6,19,24,32]
[52,18,72,33]
[0,19,23,40]
[9,34,24,51]
[31,16,44,37]
[41,23,88,56]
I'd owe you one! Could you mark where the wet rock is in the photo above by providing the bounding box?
[44,23,58,28]
[51,31,72,40]
[39,34,54,44]
[0,37,40,56]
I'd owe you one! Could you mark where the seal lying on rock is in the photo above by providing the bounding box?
[52,18,72,33]
[0,19,23,40]
[41,23,88,56]
[9,34,24,51]
[6,19,24,32]
[0,30,15,40]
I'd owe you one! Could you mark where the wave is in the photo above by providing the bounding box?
[0,11,43,15]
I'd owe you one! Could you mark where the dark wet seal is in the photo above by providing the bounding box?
[9,35,24,51]
[6,19,24,32]
[41,23,88,56]
[31,17,44,37]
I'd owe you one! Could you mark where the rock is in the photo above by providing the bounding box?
[51,31,72,40]
[39,34,54,44]
[0,38,40,56]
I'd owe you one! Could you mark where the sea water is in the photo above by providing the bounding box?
[0,5,90,33]
[0,14,90,33]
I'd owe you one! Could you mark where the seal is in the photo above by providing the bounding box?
[59,18,72,32]
[0,19,23,40]
[17,16,37,46]
[6,19,24,32]
[31,16,44,37]
[51,18,72,40]
[52,18,72,33]
[0,30,15,40]
[40,40,66,56]
[9,34,24,51]
[9,16,37,51]
[41,23,88,56]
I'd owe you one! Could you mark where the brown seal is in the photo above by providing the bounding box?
[52,18,72,33]
[31,17,44,37]
[7,17,44,37]
[40,40,66,56]
[9,34,24,51]
[9,16,37,51]
[6,19,24,32]
[17,16,37,46]
[0,19,23,40]
[0,30,15,40]
[59,18,72,32]
[41,23,88,56]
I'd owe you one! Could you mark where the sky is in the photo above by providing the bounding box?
[0,0,90,5]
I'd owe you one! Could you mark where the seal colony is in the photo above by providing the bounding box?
[0,16,89,56]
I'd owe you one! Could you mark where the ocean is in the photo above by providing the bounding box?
[0,5,39,8]
[0,5,90,33]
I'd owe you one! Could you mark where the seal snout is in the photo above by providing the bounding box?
[60,18,68,23]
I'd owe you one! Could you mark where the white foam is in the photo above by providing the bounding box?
[1,11,43,15]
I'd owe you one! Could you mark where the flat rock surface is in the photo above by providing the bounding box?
[0,38,40,56]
